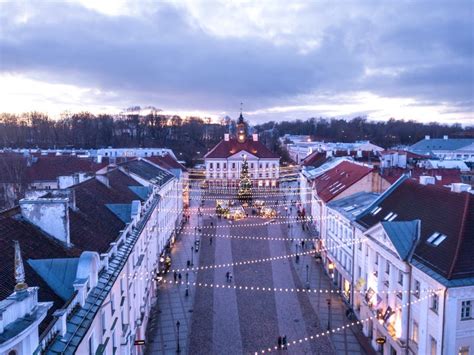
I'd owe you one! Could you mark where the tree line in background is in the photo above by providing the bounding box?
[0,112,472,165]
[255,117,473,162]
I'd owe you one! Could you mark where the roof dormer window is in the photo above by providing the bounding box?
[427,232,447,246]
[371,206,382,215]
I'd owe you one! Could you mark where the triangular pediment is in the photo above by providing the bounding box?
[228,150,258,160]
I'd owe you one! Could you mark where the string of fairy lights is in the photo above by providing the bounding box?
[253,291,437,354]
[122,237,363,279]
[159,279,439,297]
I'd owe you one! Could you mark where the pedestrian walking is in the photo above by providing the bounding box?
[173,271,177,282]
[277,336,282,349]
[226,271,230,282]
[282,335,287,349]
[210,236,213,245]
[302,240,305,250]
[229,273,233,282]
[178,273,182,283]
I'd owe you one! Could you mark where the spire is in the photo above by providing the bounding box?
[14,240,28,292]
[238,102,244,124]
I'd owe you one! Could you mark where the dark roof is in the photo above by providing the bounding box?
[313,161,373,202]
[121,159,175,186]
[69,172,143,253]
[204,137,279,159]
[379,167,462,186]
[146,154,187,172]
[0,215,81,331]
[381,150,430,160]
[357,179,473,281]
[381,221,419,261]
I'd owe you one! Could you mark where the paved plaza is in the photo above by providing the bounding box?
[145,183,373,354]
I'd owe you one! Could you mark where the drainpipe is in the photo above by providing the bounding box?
[405,264,412,355]
[441,288,447,355]
[350,224,356,308]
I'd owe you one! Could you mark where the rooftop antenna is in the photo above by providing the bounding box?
[240,102,243,116]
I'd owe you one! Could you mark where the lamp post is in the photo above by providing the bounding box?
[176,320,180,353]
[191,246,194,266]
[326,298,332,330]
[306,264,310,289]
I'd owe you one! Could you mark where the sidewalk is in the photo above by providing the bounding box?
[283,188,374,355]
[145,185,202,354]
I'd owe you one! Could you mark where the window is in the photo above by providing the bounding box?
[209,163,213,169]
[112,330,117,354]
[216,163,220,169]
[358,241,362,251]
[398,271,403,285]
[375,253,379,265]
[430,294,439,313]
[430,336,437,355]
[411,320,419,344]
[88,334,95,355]
[461,301,472,320]
[365,245,369,257]
[232,163,236,169]
[414,280,420,298]
[385,261,390,274]
[358,266,362,279]
[111,294,115,314]
[223,163,227,169]
[102,310,106,334]
[459,346,470,355]
[250,163,254,169]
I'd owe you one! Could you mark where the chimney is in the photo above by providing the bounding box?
[326,150,333,158]
[252,133,258,142]
[443,135,448,140]
[419,176,435,185]
[451,183,471,193]
[97,154,103,163]
[224,133,230,141]
[357,149,363,158]
[425,135,430,140]
[20,195,71,246]
[96,172,110,188]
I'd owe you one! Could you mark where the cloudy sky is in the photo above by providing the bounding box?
[0,0,473,124]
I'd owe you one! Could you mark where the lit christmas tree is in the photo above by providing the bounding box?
[237,158,253,203]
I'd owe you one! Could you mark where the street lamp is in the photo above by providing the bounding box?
[176,320,180,353]
[326,299,332,330]
[191,246,194,266]
[306,264,310,289]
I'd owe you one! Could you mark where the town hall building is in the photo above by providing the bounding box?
[204,114,280,189]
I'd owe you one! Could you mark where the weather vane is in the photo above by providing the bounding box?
[240,102,243,115]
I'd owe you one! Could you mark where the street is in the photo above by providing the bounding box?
[145,183,369,354]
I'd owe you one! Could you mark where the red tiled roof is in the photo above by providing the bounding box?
[380,167,462,186]
[302,152,328,167]
[204,137,279,159]
[381,150,430,159]
[26,156,107,182]
[357,179,473,280]
[313,161,373,202]
[146,154,187,171]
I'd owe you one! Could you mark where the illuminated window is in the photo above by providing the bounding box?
[430,336,437,355]
[459,346,470,355]
[411,320,419,344]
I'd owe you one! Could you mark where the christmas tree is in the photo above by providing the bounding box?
[237,158,253,203]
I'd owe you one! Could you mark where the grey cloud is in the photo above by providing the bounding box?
[0,0,472,119]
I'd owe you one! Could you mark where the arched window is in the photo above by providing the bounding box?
[9,350,17,355]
